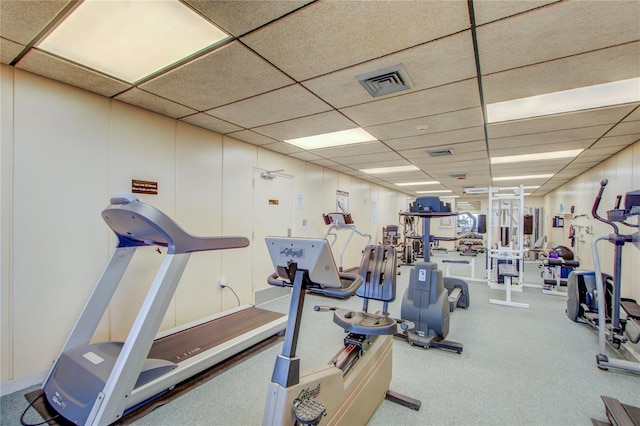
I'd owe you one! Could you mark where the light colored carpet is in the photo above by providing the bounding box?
[3,252,638,425]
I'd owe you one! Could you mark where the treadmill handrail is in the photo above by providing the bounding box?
[102,194,249,254]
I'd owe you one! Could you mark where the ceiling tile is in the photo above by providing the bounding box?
[206,84,332,128]
[310,141,391,159]
[420,163,490,179]
[0,0,71,45]
[16,49,130,97]
[562,162,598,173]
[477,1,640,74]
[1,37,24,64]
[473,1,558,26]
[348,160,413,171]
[115,88,197,119]
[592,134,639,149]
[487,104,636,139]
[400,140,487,159]
[572,154,610,165]
[387,126,486,151]
[252,110,356,141]
[492,161,571,175]
[140,41,294,111]
[260,142,303,155]
[412,151,489,166]
[288,151,324,162]
[582,146,627,157]
[621,106,640,122]
[605,120,640,137]
[185,1,312,37]
[5,0,637,198]
[341,79,481,127]
[336,151,406,167]
[489,126,610,150]
[483,42,640,104]
[365,108,483,141]
[241,0,470,81]
[327,164,356,174]
[226,129,278,146]
[489,139,593,157]
[302,31,477,108]
[181,113,243,134]
[310,158,341,168]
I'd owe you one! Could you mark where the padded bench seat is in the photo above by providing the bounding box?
[448,287,462,312]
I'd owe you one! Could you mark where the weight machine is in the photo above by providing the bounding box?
[486,185,529,308]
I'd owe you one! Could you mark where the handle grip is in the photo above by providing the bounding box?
[592,179,609,222]
[400,321,415,331]
[314,305,337,312]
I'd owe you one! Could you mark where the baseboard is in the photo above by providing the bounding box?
[0,369,46,397]
[255,286,290,306]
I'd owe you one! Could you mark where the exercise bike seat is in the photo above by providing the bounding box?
[333,245,398,336]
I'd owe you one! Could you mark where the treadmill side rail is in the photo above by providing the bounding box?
[91,253,191,425]
[42,246,136,409]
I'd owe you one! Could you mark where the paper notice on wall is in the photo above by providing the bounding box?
[371,201,378,224]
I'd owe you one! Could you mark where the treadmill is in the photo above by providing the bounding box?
[42,193,286,425]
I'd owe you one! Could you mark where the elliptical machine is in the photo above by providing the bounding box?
[588,179,640,373]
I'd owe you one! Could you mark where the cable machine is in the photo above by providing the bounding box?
[486,185,529,308]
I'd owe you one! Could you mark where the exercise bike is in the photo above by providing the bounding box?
[582,180,640,373]
[263,238,419,425]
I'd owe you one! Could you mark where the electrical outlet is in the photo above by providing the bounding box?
[219,278,226,288]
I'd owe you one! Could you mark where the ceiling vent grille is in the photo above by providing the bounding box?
[356,64,412,97]
[427,148,454,157]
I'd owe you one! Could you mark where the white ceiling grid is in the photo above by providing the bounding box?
[1,0,638,198]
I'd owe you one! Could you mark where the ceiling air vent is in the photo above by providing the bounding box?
[356,64,412,97]
[427,148,454,157]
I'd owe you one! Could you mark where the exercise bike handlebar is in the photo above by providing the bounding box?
[592,179,619,235]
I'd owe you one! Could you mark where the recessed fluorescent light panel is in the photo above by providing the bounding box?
[360,165,419,174]
[285,128,377,150]
[491,149,583,164]
[498,186,539,190]
[37,0,229,83]
[493,174,553,182]
[395,181,440,187]
[487,77,640,123]
[415,190,452,194]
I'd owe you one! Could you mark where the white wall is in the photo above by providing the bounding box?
[0,66,408,385]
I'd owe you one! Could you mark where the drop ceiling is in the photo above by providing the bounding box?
[1,0,639,199]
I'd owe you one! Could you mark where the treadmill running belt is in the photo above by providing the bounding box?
[148,307,284,363]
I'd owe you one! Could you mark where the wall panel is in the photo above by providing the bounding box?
[1,65,14,382]
[220,136,256,305]
[174,122,224,324]
[12,70,110,376]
